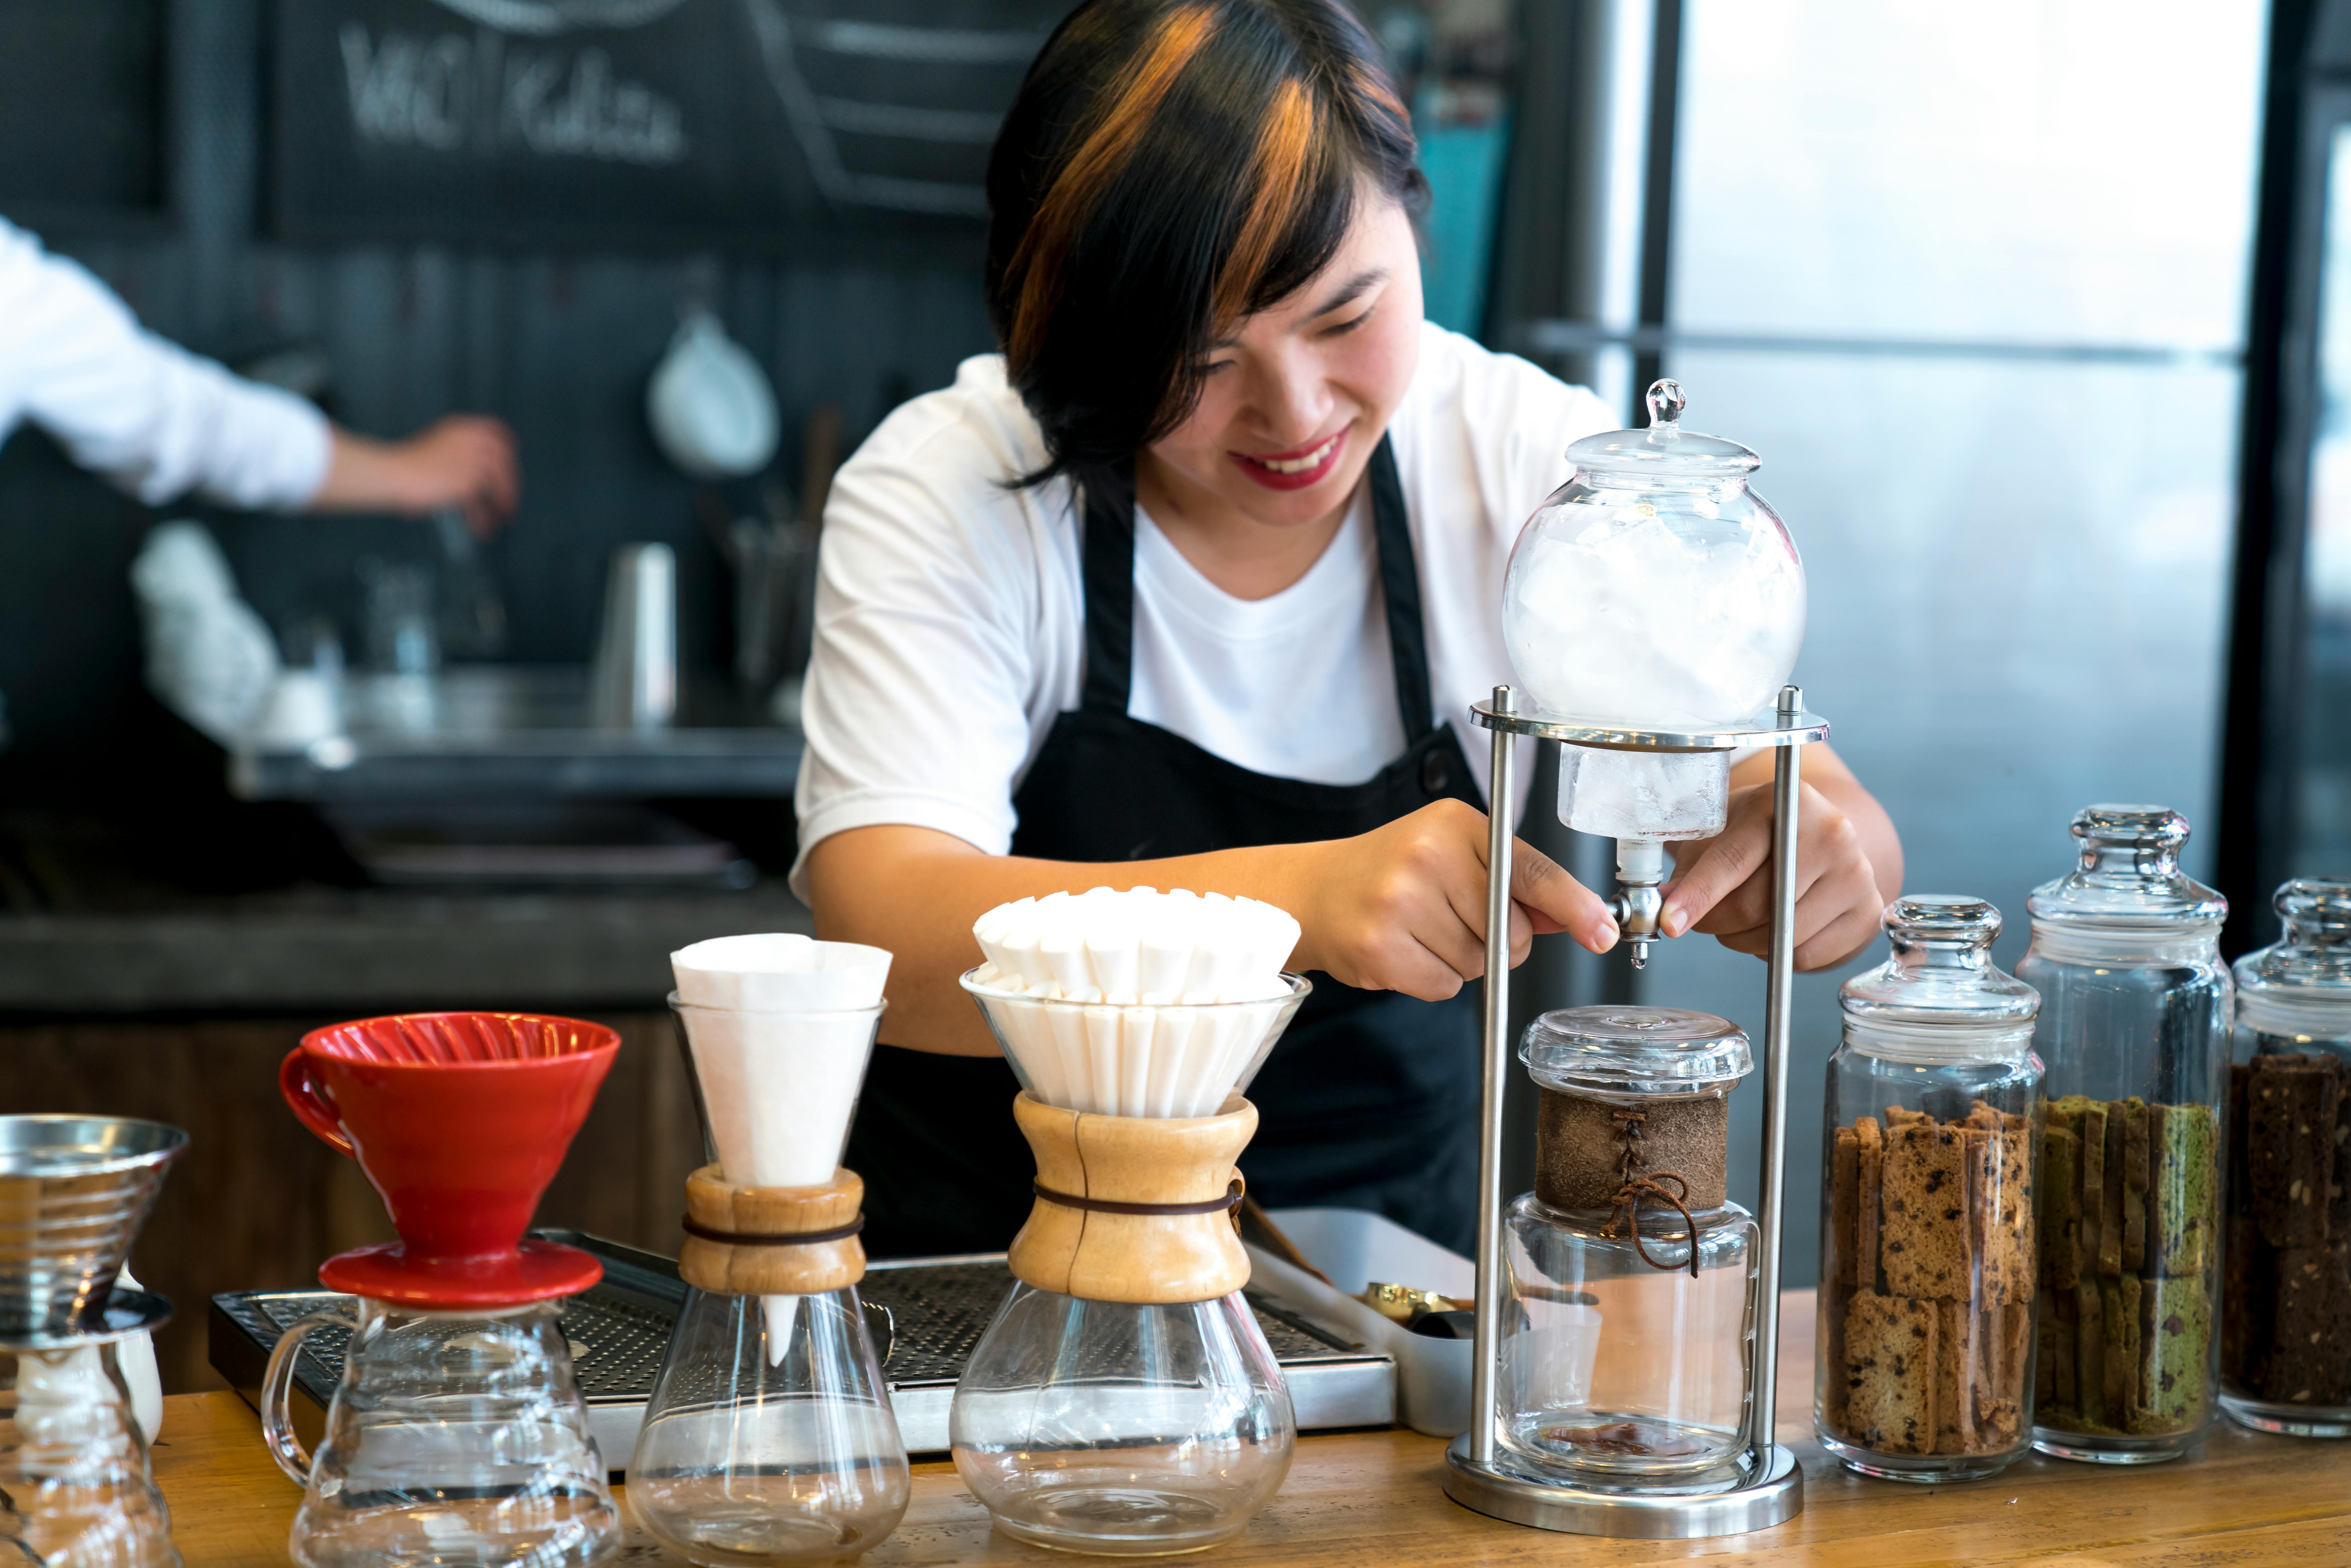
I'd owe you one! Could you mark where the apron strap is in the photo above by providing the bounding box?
[1078,460,1140,716]
[1365,437,1435,739]
[1076,437,1436,734]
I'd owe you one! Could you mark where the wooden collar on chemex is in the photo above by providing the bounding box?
[677,1165,867,1296]
[1008,1090,1257,1305]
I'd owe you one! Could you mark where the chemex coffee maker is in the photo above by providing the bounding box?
[268,1012,625,1568]
[1444,382,1821,1536]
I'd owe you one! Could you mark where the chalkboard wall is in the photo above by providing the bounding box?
[269,0,1067,251]
[0,0,995,800]
[0,0,169,229]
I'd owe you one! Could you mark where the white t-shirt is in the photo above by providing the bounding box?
[789,321,1617,898]
[0,217,331,511]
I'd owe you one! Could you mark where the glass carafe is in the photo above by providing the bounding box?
[261,1298,619,1568]
[951,1285,1293,1554]
[2221,878,2351,1436]
[1496,1007,1760,1490]
[0,1114,187,1568]
[1,1334,177,1568]
[2017,805,2230,1464]
[630,1263,909,1563]
[1816,896,2043,1481]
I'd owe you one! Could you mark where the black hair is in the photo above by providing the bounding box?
[984,0,1425,491]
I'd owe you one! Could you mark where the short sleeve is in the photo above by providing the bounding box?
[0,221,331,511]
[788,370,1077,900]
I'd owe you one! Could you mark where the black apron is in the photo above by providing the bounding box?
[847,437,1487,1257]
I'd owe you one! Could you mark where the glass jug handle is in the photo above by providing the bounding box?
[261,1306,354,1486]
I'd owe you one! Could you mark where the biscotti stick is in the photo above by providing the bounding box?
[2152,1102,2218,1279]
[2137,1273,2214,1430]
[1833,1125,1860,1288]
[2068,1097,2109,1285]
[1932,1298,1970,1454]
[1846,1290,1938,1455]
[2121,1098,2150,1276]
[1883,1120,1972,1300]
[2103,1275,2141,1423]
[2248,1060,2340,1250]
[2076,1278,2107,1427]
[2265,1246,2351,1408]
[1822,1282,1853,1432]
[2043,1118,2081,1292]
[2050,1287,2079,1407]
[1858,1116,1885,1295]
[1974,1116,2034,1308]
[2102,1102,2128,1279]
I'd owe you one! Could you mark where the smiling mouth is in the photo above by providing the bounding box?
[1239,431,1344,474]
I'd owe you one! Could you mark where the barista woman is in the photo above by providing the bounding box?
[795,0,1902,1256]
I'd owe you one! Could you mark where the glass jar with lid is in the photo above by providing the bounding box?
[1815,895,2042,1481]
[1497,1006,1760,1492]
[2016,805,2230,1463]
[2221,878,2351,1436]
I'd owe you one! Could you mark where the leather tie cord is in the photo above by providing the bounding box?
[1032,1177,1245,1217]
[1606,1106,1701,1278]
[680,1214,867,1247]
[1608,1172,1702,1278]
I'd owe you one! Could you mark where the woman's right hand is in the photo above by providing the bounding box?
[1280,799,1619,1000]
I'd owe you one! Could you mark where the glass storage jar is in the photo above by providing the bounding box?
[1497,1007,1760,1492]
[2017,805,2230,1464]
[2220,878,2351,1436]
[1816,896,2042,1481]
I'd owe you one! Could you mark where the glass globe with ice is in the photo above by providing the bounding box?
[1502,381,1805,842]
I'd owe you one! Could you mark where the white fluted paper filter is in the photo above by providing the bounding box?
[671,933,891,1012]
[673,1003,878,1189]
[968,887,1298,1005]
[963,972,1310,1118]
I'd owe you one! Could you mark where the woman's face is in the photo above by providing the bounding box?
[1143,187,1423,530]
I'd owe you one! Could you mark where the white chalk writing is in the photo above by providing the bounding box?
[337,23,688,166]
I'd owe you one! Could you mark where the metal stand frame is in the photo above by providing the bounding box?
[1441,683,1827,1539]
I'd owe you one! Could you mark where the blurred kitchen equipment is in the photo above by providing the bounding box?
[358,557,439,732]
[703,483,813,703]
[322,802,752,888]
[0,1114,188,1568]
[433,507,508,660]
[268,1014,623,1568]
[649,311,780,481]
[591,543,678,729]
[131,521,282,745]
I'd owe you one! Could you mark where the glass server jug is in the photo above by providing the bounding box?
[1816,896,2042,1481]
[2221,878,2351,1436]
[1497,1007,1760,1491]
[2017,806,2230,1464]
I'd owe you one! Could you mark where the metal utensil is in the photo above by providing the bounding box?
[590,544,678,729]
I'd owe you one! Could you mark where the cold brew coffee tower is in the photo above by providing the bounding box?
[1447,380,1819,1536]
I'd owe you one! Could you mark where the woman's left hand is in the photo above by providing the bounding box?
[1655,749,1902,971]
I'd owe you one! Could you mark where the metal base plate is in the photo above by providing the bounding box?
[1441,1435,1803,1539]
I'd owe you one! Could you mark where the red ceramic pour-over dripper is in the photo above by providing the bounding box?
[281,1012,621,1307]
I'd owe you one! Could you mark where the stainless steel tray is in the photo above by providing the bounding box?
[209,1230,1394,1469]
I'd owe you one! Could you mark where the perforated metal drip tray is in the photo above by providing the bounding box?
[210,1229,1394,1470]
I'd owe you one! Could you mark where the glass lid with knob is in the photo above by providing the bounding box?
[2234,877,2351,1037]
[1840,895,2040,1052]
[1520,1005,1753,1099]
[2025,805,2226,936]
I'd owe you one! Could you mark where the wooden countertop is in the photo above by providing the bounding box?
[153,1291,2351,1566]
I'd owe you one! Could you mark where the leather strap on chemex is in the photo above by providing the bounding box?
[1031,1177,1243,1217]
[680,1214,867,1247]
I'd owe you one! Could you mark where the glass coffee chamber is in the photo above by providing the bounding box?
[1497,1007,1761,1490]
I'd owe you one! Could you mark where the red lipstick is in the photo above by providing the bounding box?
[1229,427,1348,492]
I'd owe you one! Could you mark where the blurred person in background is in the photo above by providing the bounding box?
[0,215,517,532]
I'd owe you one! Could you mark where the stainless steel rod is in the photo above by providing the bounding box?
[1752,684,1805,1458]
[1470,684,1518,1468]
